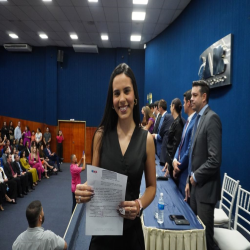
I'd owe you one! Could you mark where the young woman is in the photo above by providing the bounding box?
[140,107,147,126]
[0,166,17,208]
[39,144,57,178]
[20,151,38,186]
[23,126,31,147]
[24,141,31,157]
[142,106,155,133]
[28,145,44,181]
[162,98,184,179]
[56,130,64,163]
[75,63,156,250]
[17,138,25,152]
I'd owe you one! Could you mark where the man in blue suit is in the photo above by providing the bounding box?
[172,90,196,197]
[152,99,169,157]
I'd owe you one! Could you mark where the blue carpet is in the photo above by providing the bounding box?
[0,163,86,250]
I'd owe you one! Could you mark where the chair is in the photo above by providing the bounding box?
[214,185,250,250]
[214,173,239,229]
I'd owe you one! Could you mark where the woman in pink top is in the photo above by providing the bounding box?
[23,126,31,147]
[70,153,85,213]
[56,130,64,164]
[29,145,45,181]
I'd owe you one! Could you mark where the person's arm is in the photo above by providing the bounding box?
[78,155,86,171]
[14,128,17,139]
[48,134,51,143]
[193,114,222,184]
[75,129,102,203]
[38,133,42,143]
[43,135,46,145]
[63,241,67,250]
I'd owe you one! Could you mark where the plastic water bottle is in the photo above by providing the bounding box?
[157,193,164,224]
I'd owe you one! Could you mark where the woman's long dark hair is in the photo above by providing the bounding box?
[91,63,140,161]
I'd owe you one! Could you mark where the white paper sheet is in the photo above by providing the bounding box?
[85,165,127,235]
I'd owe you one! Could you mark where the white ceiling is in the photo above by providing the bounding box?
[0,0,191,49]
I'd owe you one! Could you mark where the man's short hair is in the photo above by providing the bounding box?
[4,147,8,153]
[158,99,167,111]
[6,153,11,159]
[192,80,210,103]
[71,154,75,162]
[183,90,192,102]
[15,154,19,160]
[149,103,154,109]
[26,200,42,228]
[46,142,50,147]
[153,101,159,109]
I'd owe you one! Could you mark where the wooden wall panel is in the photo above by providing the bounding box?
[85,127,97,164]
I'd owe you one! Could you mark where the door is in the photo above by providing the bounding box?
[58,121,86,163]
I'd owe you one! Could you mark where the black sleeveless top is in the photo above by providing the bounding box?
[90,126,148,250]
[100,126,147,230]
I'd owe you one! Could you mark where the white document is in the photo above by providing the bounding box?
[85,165,127,235]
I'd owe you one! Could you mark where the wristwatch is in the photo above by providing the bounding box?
[135,199,143,217]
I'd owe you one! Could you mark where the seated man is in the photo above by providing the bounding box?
[13,200,67,250]
[44,143,61,172]
[2,146,8,165]
[13,154,34,192]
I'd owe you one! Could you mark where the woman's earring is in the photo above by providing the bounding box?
[134,99,138,106]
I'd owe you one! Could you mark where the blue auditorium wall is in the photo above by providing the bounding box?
[145,0,250,190]
[0,47,145,127]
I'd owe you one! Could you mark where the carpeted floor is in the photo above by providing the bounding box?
[0,163,86,250]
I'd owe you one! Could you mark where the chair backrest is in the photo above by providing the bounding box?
[219,173,240,227]
[234,185,250,237]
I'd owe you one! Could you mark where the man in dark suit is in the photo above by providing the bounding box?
[13,154,34,191]
[44,143,61,172]
[4,153,25,197]
[152,101,161,134]
[186,80,222,250]
[152,99,171,157]
[172,90,196,197]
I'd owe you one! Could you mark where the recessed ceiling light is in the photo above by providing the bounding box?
[39,34,48,39]
[133,0,148,5]
[9,33,18,39]
[132,12,146,21]
[88,0,98,2]
[131,35,141,42]
[101,35,108,40]
[43,0,52,2]
[70,34,78,40]
[0,0,8,2]
[144,44,146,49]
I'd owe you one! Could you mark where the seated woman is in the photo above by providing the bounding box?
[142,106,155,133]
[35,128,43,147]
[0,166,17,209]
[18,138,25,152]
[162,98,184,180]
[11,147,18,162]
[20,151,38,186]
[0,137,5,157]
[24,141,31,157]
[39,144,57,178]
[23,126,31,148]
[11,139,18,149]
[28,145,44,182]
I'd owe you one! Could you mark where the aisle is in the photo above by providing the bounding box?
[0,163,83,250]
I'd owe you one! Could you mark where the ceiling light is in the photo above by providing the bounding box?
[133,0,148,5]
[132,12,146,21]
[144,44,146,49]
[88,0,98,2]
[9,33,18,39]
[131,35,141,42]
[101,35,108,40]
[0,0,8,2]
[39,34,48,39]
[43,0,52,2]
[70,34,78,40]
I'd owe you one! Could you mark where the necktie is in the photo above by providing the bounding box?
[153,114,162,134]
[178,120,189,160]
[188,114,200,175]
[48,148,51,155]
[9,163,15,177]
[17,162,22,173]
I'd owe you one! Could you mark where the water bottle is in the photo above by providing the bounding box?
[157,193,164,224]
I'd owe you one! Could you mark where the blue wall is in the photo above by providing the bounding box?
[0,47,145,127]
[145,0,250,190]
